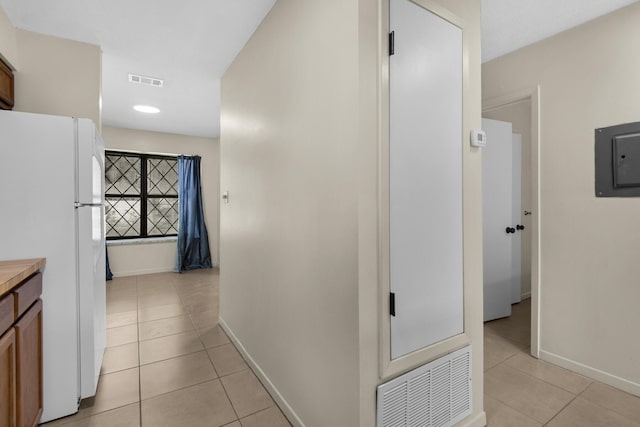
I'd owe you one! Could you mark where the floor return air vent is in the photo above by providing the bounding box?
[377,346,472,427]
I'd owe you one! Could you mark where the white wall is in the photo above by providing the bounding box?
[0,6,17,68]
[14,29,101,126]
[106,240,177,277]
[103,126,220,276]
[220,1,360,425]
[221,0,484,425]
[0,8,101,125]
[483,2,640,395]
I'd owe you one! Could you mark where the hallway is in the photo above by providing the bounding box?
[43,269,291,427]
[41,271,640,426]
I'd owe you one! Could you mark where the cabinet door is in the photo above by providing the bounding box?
[15,300,42,427]
[0,58,14,110]
[0,327,17,427]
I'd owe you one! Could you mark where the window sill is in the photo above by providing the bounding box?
[107,236,177,247]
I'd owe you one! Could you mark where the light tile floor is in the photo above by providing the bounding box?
[41,273,640,427]
[484,298,640,426]
[42,269,291,427]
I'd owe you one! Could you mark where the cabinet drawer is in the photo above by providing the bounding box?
[0,293,14,335]
[13,273,42,320]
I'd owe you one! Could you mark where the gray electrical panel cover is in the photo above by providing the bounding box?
[595,121,640,197]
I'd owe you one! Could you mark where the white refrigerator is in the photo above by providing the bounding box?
[0,110,107,422]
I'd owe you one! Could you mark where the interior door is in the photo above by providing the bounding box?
[482,118,513,321]
[389,0,463,359]
[511,133,522,304]
[482,120,524,318]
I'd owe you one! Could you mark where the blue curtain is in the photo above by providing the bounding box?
[106,244,113,280]
[175,155,212,272]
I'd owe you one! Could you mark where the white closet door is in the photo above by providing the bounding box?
[389,0,463,359]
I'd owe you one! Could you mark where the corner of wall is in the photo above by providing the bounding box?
[0,5,18,69]
[13,28,101,123]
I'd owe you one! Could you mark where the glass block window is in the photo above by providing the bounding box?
[105,151,179,240]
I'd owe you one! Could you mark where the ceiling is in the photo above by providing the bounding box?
[0,0,276,138]
[481,0,638,62]
[1,0,637,138]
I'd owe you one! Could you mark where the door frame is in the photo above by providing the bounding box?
[482,86,541,358]
[379,0,471,379]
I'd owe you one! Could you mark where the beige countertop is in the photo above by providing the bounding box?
[0,258,46,297]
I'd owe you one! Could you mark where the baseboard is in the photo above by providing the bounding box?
[219,318,485,427]
[112,264,220,277]
[540,349,640,397]
[111,266,174,277]
[457,411,487,427]
[219,317,306,427]
[520,291,531,300]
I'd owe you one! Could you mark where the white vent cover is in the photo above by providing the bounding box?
[377,346,472,427]
[128,73,164,88]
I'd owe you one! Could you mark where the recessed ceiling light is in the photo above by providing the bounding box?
[133,105,160,114]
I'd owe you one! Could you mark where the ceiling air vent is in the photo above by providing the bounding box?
[128,73,164,88]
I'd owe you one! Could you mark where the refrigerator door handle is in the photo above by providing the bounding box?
[74,202,104,208]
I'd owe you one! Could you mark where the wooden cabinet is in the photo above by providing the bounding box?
[0,294,14,337]
[15,300,42,427]
[0,58,14,110]
[0,328,17,427]
[12,274,41,320]
[0,262,44,427]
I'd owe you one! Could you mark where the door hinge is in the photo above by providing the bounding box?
[390,292,396,317]
[389,31,395,56]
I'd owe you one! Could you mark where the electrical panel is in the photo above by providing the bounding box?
[595,122,640,197]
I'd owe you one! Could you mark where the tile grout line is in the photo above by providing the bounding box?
[137,275,231,416]
[104,272,269,426]
[137,312,190,325]
[134,276,144,427]
[485,364,562,425]
[485,320,569,426]
[218,356,284,424]
[496,353,593,396]
[485,301,584,427]
[218,373,242,424]
[103,275,214,425]
[137,276,203,364]
[541,394,579,426]
[180,276,242,425]
[137,319,196,343]
[238,405,284,424]
[487,319,598,396]
[574,383,640,425]
[141,377,223,403]
[487,302,593,427]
